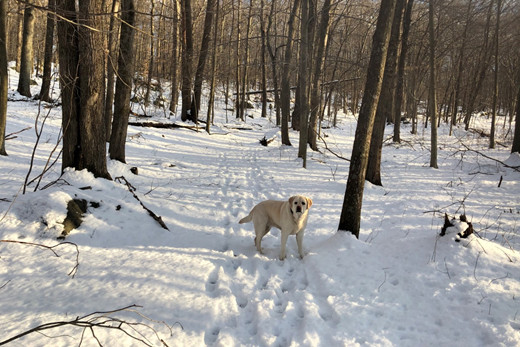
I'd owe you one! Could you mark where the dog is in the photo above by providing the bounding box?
[239,195,312,260]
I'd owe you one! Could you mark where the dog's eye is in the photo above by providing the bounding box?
[302,202,306,205]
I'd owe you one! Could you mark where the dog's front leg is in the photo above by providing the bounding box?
[296,230,304,259]
[279,230,289,260]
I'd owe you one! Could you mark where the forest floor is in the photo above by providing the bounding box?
[1,72,520,346]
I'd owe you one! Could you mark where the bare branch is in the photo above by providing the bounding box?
[0,304,177,346]
[0,240,80,277]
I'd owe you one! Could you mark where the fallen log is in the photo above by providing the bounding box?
[128,121,200,132]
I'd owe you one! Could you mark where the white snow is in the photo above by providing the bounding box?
[1,69,520,347]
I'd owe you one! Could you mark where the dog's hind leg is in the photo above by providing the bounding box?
[254,223,270,254]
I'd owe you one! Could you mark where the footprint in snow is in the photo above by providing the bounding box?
[206,266,220,297]
[204,326,220,345]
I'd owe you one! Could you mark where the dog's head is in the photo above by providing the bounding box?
[289,195,312,217]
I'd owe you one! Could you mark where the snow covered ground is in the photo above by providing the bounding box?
[1,71,520,346]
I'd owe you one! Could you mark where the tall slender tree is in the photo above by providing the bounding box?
[17,0,35,97]
[104,0,120,141]
[308,0,332,151]
[338,0,397,238]
[0,0,7,156]
[169,0,179,115]
[280,0,301,146]
[38,0,56,102]
[428,0,438,169]
[489,0,501,149]
[109,0,136,163]
[191,0,216,119]
[513,80,520,153]
[297,0,313,167]
[180,0,194,122]
[366,0,406,186]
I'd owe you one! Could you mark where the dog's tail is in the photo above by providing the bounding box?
[239,214,252,224]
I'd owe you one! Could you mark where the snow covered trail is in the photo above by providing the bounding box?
[1,103,520,346]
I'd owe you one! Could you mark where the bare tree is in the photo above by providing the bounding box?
[56,0,111,179]
[17,0,35,97]
[490,0,502,149]
[338,0,396,238]
[104,0,120,141]
[109,0,136,163]
[0,0,7,156]
[393,0,413,142]
[191,0,216,119]
[366,0,406,186]
[513,79,520,153]
[297,0,315,168]
[280,0,300,146]
[38,0,56,102]
[180,0,195,122]
[428,0,438,169]
[169,0,180,115]
[308,0,332,151]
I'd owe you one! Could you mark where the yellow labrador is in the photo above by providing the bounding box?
[239,195,312,260]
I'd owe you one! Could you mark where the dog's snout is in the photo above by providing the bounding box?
[296,206,302,213]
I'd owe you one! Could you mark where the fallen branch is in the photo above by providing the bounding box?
[0,240,79,277]
[128,121,200,132]
[5,126,31,140]
[459,142,520,172]
[318,132,350,162]
[0,304,177,346]
[115,176,170,231]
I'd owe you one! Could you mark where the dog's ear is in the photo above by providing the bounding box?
[289,196,296,205]
[306,197,313,208]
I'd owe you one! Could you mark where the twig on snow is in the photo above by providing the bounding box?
[459,142,520,172]
[0,304,178,346]
[0,240,80,277]
[115,176,170,231]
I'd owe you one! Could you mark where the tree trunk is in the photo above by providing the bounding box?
[338,0,396,238]
[15,2,23,72]
[512,81,520,153]
[234,0,241,119]
[206,0,220,134]
[450,0,473,134]
[366,0,405,186]
[308,0,332,151]
[297,0,314,167]
[191,0,216,119]
[280,0,300,145]
[259,0,267,118]
[104,0,120,142]
[265,0,281,126]
[57,0,111,179]
[17,0,35,98]
[428,0,438,169]
[393,0,413,143]
[77,0,111,178]
[490,0,501,149]
[180,0,194,122]
[240,1,253,120]
[0,0,7,155]
[38,0,56,102]
[169,0,179,115]
[56,0,81,171]
[109,0,136,163]
[463,0,494,130]
[144,0,155,108]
